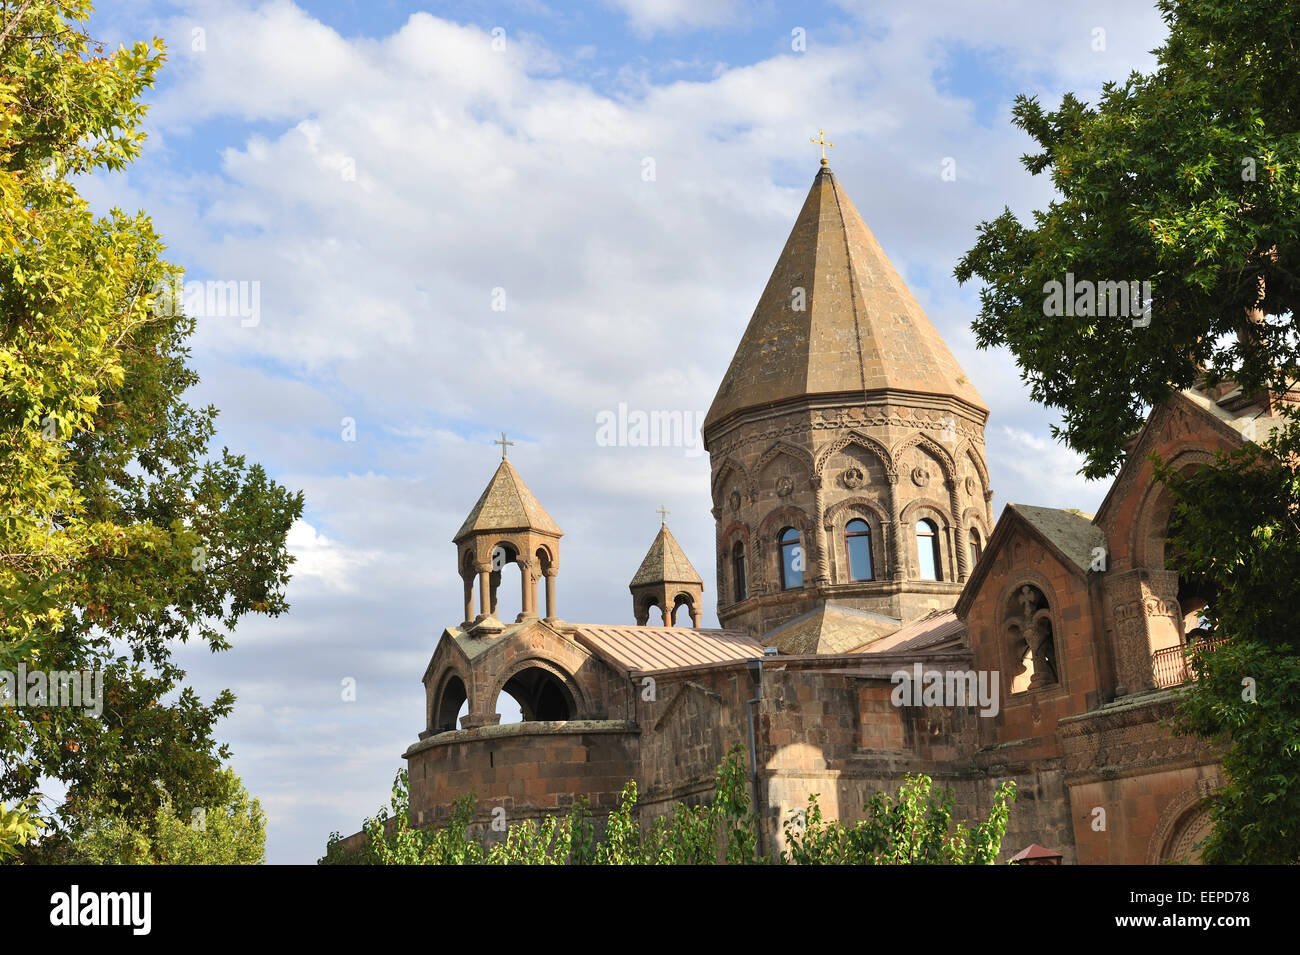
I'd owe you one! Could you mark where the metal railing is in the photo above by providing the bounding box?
[1151,635,1230,689]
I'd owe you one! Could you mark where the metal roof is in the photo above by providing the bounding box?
[575,625,762,674]
[852,608,966,654]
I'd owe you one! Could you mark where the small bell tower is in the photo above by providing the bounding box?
[453,434,563,631]
[629,507,704,628]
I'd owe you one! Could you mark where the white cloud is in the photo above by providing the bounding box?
[602,0,741,36]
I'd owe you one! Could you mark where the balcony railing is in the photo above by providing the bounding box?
[1151,635,1230,689]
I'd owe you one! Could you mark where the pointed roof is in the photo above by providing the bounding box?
[955,503,1104,618]
[705,165,986,432]
[629,522,703,587]
[453,459,561,542]
[760,601,901,655]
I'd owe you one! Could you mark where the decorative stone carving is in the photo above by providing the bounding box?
[842,466,865,489]
[964,476,976,495]
[776,476,794,497]
[728,490,741,513]
[911,465,931,487]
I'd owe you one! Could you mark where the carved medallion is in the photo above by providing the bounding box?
[964,476,976,495]
[911,466,931,487]
[842,467,865,489]
[776,476,794,497]
[729,490,741,513]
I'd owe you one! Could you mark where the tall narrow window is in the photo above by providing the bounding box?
[732,540,747,602]
[969,528,982,568]
[845,518,873,581]
[779,527,803,590]
[916,519,941,581]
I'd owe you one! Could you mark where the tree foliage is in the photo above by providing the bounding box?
[1157,420,1300,864]
[0,0,302,854]
[64,766,265,865]
[321,747,1015,865]
[781,775,1015,865]
[953,0,1300,863]
[954,0,1300,479]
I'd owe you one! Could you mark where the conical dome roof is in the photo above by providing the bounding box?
[630,522,703,587]
[453,459,561,543]
[704,165,986,432]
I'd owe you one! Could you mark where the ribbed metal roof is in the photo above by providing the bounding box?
[853,608,966,654]
[575,625,762,674]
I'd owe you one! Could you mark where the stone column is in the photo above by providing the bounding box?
[813,477,830,586]
[462,575,474,626]
[518,559,537,619]
[1105,569,1182,696]
[476,565,491,621]
[544,572,558,623]
[950,479,969,582]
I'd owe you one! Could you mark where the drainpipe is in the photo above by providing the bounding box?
[746,657,764,860]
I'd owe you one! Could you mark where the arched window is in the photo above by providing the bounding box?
[916,519,941,581]
[969,527,982,568]
[845,518,873,581]
[732,540,747,602]
[779,526,803,590]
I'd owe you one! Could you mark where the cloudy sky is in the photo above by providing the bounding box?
[83,0,1169,863]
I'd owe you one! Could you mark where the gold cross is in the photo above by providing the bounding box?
[810,128,834,166]
[657,504,670,524]
[494,431,515,460]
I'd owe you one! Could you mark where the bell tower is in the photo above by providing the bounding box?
[453,437,562,633]
[703,162,993,638]
[629,509,705,628]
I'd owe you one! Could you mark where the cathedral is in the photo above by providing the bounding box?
[396,159,1279,864]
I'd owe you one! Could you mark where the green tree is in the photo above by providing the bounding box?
[953,0,1300,863]
[0,0,303,855]
[1155,427,1300,864]
[953,0,1298,478]
[782,775,1016,865]
[323,750,1009,865]
[70,767,265,864]
[0,796,44,860]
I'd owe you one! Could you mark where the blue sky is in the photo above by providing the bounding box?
[78,0,1170,863]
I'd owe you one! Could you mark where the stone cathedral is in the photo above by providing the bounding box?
[385,160,1280,864]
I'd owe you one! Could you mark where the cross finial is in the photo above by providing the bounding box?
[494,431,515,460]
[1019,585,1037,621]
[657,504,670,524]
[810,128,834,166]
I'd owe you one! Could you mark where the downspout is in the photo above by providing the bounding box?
[746,657,764,860]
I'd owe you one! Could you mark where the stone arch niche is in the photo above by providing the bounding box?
[431,670,470,733]
[711,456,752,516]
[1146,781,1220,864]
[493,659,584,723]
[756,442,814,502]
[816,432,894,488]
[1001,579,1061,695]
